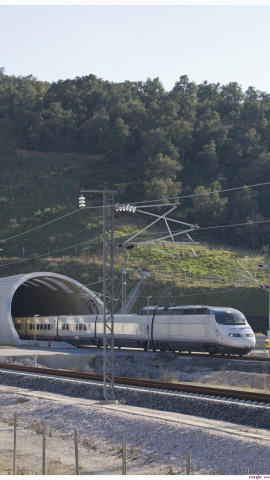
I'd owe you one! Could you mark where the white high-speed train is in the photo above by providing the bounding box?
[13,305,255,355]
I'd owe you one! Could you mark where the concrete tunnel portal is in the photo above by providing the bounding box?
[0,272,104,346]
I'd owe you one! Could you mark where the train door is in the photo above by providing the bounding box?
[206,313,215,342]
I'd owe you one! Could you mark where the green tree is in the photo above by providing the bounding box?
[144,153,182,201]
[191,181,228,225]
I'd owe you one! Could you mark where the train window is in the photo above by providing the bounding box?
[30,324,33,330]
[84,325,87,331]
[122,324,127,333]
[215,312,246,325]
[76,325,79,331]
[43,325,47,330]
[79,324,83,331]
[66,324,69,330]
[62,325,65,330]
[48,325,51,330]
[181,308,207,315]
[40,325,43,330]
[116,324,121,333]
[37,325,40,330]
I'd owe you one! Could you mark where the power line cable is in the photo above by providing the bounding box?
[0,209,82,243]
[0,238,98,269]
[192,217,270,233]
[1,179,270,246]
[130,180,270,205]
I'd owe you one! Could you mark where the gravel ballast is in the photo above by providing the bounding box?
[0,385,269,475]
[0,350,269,475]
[0,369,269,430]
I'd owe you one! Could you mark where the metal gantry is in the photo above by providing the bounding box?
[80,189,117,402]
[79,195,198,400]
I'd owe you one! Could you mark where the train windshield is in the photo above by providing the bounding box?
[214,311,246,325]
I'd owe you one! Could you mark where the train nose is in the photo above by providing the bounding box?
[245,335,256,349]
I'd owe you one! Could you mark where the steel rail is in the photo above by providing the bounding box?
[78,346,270,361]
[0,363,269,404]
[174,352,270,361]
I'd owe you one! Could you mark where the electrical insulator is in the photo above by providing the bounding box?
[79,195,86,208]
[115,204,136,213]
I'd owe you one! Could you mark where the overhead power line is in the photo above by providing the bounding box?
[1,179,270,246]
[0,209,82,244]
[131,180,270,205]
[194,217,270,233]
[0,238,96,269]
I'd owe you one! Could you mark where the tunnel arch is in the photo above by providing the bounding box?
[0,272,104,346]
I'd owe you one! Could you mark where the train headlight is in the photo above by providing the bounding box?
[229,333,241,337]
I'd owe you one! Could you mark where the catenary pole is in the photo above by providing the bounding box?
[80,190,117,402]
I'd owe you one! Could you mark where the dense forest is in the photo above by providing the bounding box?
[1,69,270,249]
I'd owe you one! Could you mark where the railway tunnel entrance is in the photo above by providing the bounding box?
[0,272,104,345]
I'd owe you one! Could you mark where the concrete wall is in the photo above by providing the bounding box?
[38,353,97,371]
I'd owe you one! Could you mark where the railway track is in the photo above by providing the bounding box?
[151,351,270,361]
[0,363,269,405]
[177,352,270,361]
[79,346,270,361]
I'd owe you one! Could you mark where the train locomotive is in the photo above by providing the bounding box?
[13,305,255,355]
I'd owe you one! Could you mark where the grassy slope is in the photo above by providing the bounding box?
[0,148,269,317]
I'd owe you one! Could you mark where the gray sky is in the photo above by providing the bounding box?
[1,2,270,93]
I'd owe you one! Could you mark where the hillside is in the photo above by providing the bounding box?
[1,71,270,316]
[1,72,270,251]
[0,148,268,317]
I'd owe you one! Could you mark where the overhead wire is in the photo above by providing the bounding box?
[0,238,98,268]
[130,180,270,205]
[0,208,82,243]
[1,179,270,245]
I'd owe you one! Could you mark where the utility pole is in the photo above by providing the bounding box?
[79,190,117,402]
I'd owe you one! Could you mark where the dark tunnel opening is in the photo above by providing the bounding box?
[11,277,98,318]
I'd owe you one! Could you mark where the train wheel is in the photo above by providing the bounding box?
[208,345,218,356]
[160,343,169,352]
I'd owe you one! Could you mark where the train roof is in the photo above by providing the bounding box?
[138,305,242,315]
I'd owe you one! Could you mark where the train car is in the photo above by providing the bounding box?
[135,305,255,355]
[13,304,256,355]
